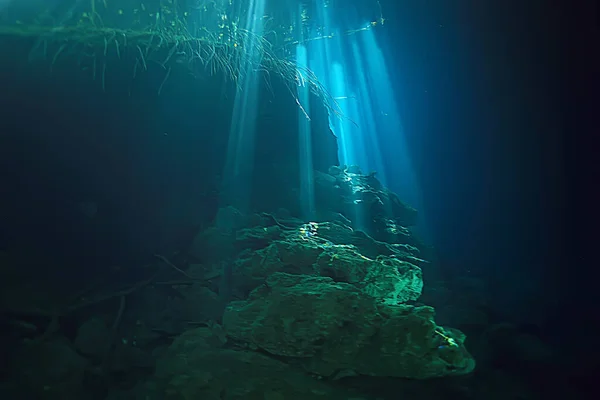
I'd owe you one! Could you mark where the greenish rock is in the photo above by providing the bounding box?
[223,273,475,379]
[152,326,374,399]
[234,225,283,251]
[288,221,424,264]
[233,236,423,305]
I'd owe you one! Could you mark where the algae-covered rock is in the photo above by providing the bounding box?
[314,246,423,304]
[153,326,372,399]
[223,273,475,379]
[233,236,423,304]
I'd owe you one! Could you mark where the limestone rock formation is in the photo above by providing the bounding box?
[151,325,370,399]
[232,232,424,305]
[223,272,475,379]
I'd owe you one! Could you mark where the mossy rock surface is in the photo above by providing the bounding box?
[224,272,476,379]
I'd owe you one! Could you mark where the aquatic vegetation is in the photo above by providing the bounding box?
[0,0,384,118]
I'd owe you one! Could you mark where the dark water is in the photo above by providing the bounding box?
[0,1,588,399]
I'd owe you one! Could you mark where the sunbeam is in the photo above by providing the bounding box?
[221,0,267,211]
[299,1,425,232]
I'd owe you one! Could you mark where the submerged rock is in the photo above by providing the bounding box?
[232,233,423,305]
[152,326,369,399]
[223,272,476,379]
[10,337,89,399]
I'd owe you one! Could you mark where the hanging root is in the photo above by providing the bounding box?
[158,66,171,95]
[12,11,345,117]
[50,43,67,70]
[295,95,310,121]
[161,43,179,67]
[137,45,147,70]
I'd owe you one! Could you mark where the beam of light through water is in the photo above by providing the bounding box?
[300,1,426,234]
[220,0,266,212]
[355,26,425,221]
[296,43,317,220]
[298,8,323,222]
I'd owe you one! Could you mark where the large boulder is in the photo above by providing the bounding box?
[223,273,476,379]
[151,325,371,399]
